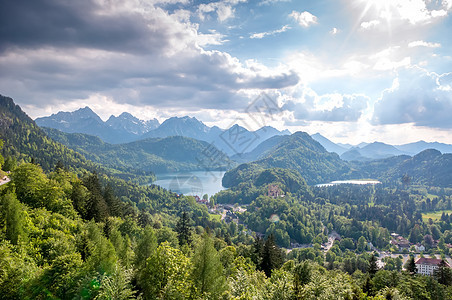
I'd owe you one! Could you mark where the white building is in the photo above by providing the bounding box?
[415,257,450,276]
[414,244,425,252]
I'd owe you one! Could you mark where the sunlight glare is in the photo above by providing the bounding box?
[362,0,394,22]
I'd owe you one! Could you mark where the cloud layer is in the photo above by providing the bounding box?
[373,67,452,128]
[1,0,452,144]
[0,0,299,112]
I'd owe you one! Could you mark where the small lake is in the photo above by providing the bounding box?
[152,171,226,197]
[315,180,381,187]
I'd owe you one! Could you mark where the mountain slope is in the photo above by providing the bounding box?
[231,135,286,163]
[340,148,368,161]
[341,142,407,161]
[43,127,234,174]
[396,141,452,155]
[105,112,159,135]
[223,131,353,186]
[0,95,95,173]
[386,149,452,187]
[311,133,347,155]
[35,108,159,144]
[350,149,452,187]
[142,117,290,156]
[37,107,290,156]
[0,95,157,182]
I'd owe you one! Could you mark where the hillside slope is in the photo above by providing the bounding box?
[0,95,95,173]
[43,127,234,174]
[224,131,353,186]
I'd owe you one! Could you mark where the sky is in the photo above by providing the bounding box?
[1,0,452,145]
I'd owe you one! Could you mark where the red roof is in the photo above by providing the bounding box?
[415,257,450,267]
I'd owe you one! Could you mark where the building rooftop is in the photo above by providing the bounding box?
[415,257,450,267]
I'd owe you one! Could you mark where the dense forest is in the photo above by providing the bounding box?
[43,127,234,174]
[223,132,452,188]
[1,96,452,299]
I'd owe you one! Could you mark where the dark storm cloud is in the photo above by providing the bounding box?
[0,45,299,110]
[0,0,167,53]
[0,0,300,112]
[372,67,452,128]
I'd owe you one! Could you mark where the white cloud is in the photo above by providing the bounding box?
[280,86,369,122]
[360,20,380,30]
[408,40,441,48]
[357,0,452,27]
[197,0,247,22]
[373,66,452,128]
[329,27,339,35]
[290,11,318,27]
[250,25,291,39]
[0,0,301,116]
[259,0,291,6]
[373,57,411,71]
[444,0,452,10]
[197,30,227,46]
[370,47,411,71]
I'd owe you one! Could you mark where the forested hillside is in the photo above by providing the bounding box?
[43,127,234,174]
[0,95,94,173]
[353,150,452,188]
[224,132,354,185]
[1,97,452,299]
[0,95,155,182]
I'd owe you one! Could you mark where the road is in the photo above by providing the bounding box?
[376,251,452,269]
[0,177,10,186]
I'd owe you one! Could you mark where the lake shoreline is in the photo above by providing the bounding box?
[315,179,381,187]
[152,171,226,197]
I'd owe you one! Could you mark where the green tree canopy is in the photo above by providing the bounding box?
[191,232,226,298]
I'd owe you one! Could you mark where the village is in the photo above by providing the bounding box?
[191,183,452,276]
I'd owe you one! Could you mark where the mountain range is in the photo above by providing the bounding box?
[37,108,452,162]
[223,132,353,186]
[35,107,160,144]
[3,94,452,188]
[0,95,113,176]
[312,133,452,161]
[43,127,233,174]
[36,108,290,156]
[224,131,452,188]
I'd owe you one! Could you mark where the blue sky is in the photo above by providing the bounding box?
[1,0,452,144]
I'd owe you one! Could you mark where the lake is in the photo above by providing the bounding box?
[315,179,381,187]
[153,171,226,197]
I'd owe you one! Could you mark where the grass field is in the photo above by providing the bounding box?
[209,214,222,222]
[422,210,452,222]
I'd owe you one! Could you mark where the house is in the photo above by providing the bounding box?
[415,257,450,276]
[414,244,425,252]
[268,184,282,198]
[390,235,410,250]
[194,195,208,205]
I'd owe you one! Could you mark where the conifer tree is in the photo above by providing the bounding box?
[261,234,283,277]
[83,172,109,222]
[406,256,417,275]
[363,275,375,297]
[191,232,225,298]
[3,191,26,245]
[434,260,452,285]
[0,139,4,168]
[252,236,264,268]
[368,254,379,276]
[103,184,122,217]
[175,210,192,246]
[134,226,158,296]
[294,261,312,295]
